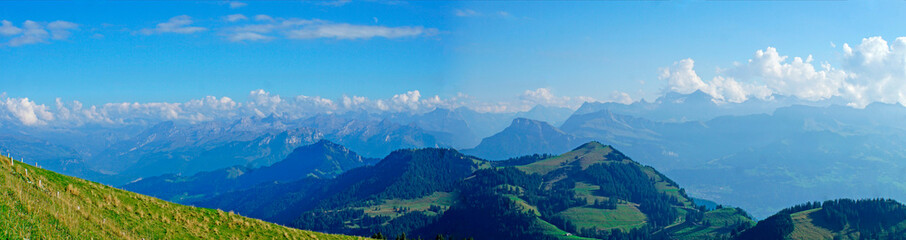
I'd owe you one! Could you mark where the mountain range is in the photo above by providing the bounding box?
[7,91,906,220]
[186,141,754,239]
[463,100,906,218]
[122,139,378,202]
[7,139,906,239]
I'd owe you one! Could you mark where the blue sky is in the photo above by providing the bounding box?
[3,0,906,109]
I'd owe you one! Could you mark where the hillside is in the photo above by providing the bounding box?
[195,147,489,226]
[195,142,752,240]
[0,154,359,240]
[123,140,378,202]
[737,199,906,240]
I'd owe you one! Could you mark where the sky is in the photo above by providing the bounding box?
[4,0,906,126]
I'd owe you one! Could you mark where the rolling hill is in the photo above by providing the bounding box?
[0,153,359,240]
[194,141,753,240]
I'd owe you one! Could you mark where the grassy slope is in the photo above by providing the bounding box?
[557,205,648,231]
[518,143,697,233]
[666,208,755,239]
[513,143,755,239]
[0,155,361,240]
[785,208,906,240]
[360,191,457,218]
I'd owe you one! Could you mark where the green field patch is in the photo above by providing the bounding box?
[518,143,613,175]
[556,205,647,231]
[573,182,609,205]
[667,207,755,239]
[788,208,837,240]
[536,218,597,240]
[503,194,541,216]
[361,191,456,218]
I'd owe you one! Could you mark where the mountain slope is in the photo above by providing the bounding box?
[737,199,906,240]
[195,147,489,226]
[123,140,378,203]
[463,118,586,160]
[0,154,358,240]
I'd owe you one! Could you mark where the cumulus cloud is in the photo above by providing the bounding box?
[139,15,207,35]
[662,46,846,104]
[519,88,597,110]
[660,36,906,107]
[659,58,708,95]
[1,20,78,47]
[608,91,634,105]
[837,37,906,107]
[732,47,846,101]
[2,98,54,125]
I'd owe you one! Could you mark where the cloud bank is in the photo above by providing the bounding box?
[0,89,599,127]
[661,36,906,107]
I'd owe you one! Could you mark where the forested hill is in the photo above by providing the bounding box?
[737,198,906,240]
[0,154,359,240]
[195,141,755,240]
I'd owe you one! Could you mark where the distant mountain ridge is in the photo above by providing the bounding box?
[468,100,906,218]
[123,140,378,202]
[463,118,586,160]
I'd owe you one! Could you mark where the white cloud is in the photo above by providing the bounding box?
[454,9,480,17]
[2,98,53,126]
[225,14,248,22]
[519,88,597,110]
[659,58,707,94]
[8,20,49,46]
[139,15,207,35]
[285,23,436,40]
[46,20,78,40]
[2,20,77,47]
[225,17,437,42]
[0,20,22,36]
[254,15,274,22]
[839,36,906,107]
[229,1,247,9]
[1,88,605,127]
[317,0,351,7]
[660,36,906,107]
[227,32,271,42]
[608,91,634,105]
[732,47,846,101]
